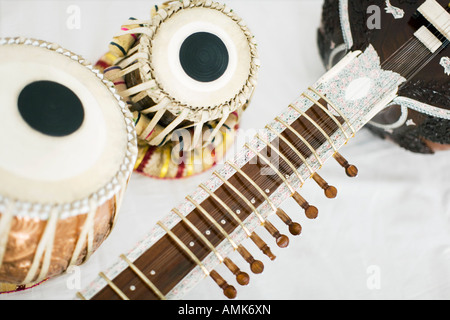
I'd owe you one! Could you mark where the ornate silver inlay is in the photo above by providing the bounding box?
[77,45,407,301]
[385,0,405,19]
[440,57,450,76]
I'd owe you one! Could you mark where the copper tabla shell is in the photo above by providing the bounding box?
[0,37,138,293]
[0,197,117,286]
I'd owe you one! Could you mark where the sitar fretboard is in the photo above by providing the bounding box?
[77,45,406,300]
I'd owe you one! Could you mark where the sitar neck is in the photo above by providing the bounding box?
[77,45,406,300]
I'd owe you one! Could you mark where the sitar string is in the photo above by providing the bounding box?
[186,35,438,223]
[157,70,397,259]
[136,20,450,287]
[222,47,426,211]
[383,37,420,71]
[127,72,393,291]
[403,38,449,82]
[153,55,412,273]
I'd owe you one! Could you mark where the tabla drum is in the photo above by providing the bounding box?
[0,38,137,293]
[96,0,259,179]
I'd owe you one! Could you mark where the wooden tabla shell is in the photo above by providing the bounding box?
[0,38,138,291]
[96,0,259,179]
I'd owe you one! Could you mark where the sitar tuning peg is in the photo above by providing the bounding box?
[312,173,338,199]
[210,270,237,299]
[223,257,250,286]
[276,208,302,236]
[250,233,276,261]
[292,192,319,220]
[264,221,290,248]
[333,152,358,178]
[237,245,264,274]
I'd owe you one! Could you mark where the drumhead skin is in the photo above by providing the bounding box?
[0,38,137,287]
[150,5,253,112]
[95,0,259,179]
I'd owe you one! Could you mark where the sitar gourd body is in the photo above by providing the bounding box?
[318,0,449,154]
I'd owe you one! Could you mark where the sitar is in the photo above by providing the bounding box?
[77,0,450,300]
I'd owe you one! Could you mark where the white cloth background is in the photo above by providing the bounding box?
[0,0,449,300]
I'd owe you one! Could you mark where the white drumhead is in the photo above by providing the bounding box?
[150,6,253,109]
[0,42,131,205]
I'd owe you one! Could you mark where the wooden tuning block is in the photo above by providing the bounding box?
[276,208,302,236]
[210,270,237,299]
[292,192,319,220]
[312,173,338,199]
[333,152,358,178]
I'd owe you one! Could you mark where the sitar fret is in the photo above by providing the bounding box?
[171,207,226,265]
[256,133,306,186]
[186,195,239,251]
[277,116,324,167]
[119,254,166,300]
[224,162,290,249]
[91,159,281,299]
[98,272,129,300]
[303,92,351,141]
[199,183,266,275]
[184,197,250,286]
[290,103,338,152]
[308,87,356,137]
[89,100,347,300]
[228,158,302,238]
[157,220,238,299]
[79,45,407,300]
[260,127,320,219]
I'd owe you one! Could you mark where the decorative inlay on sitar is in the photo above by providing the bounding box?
[77,0,449,300]
[319,0,450,153]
